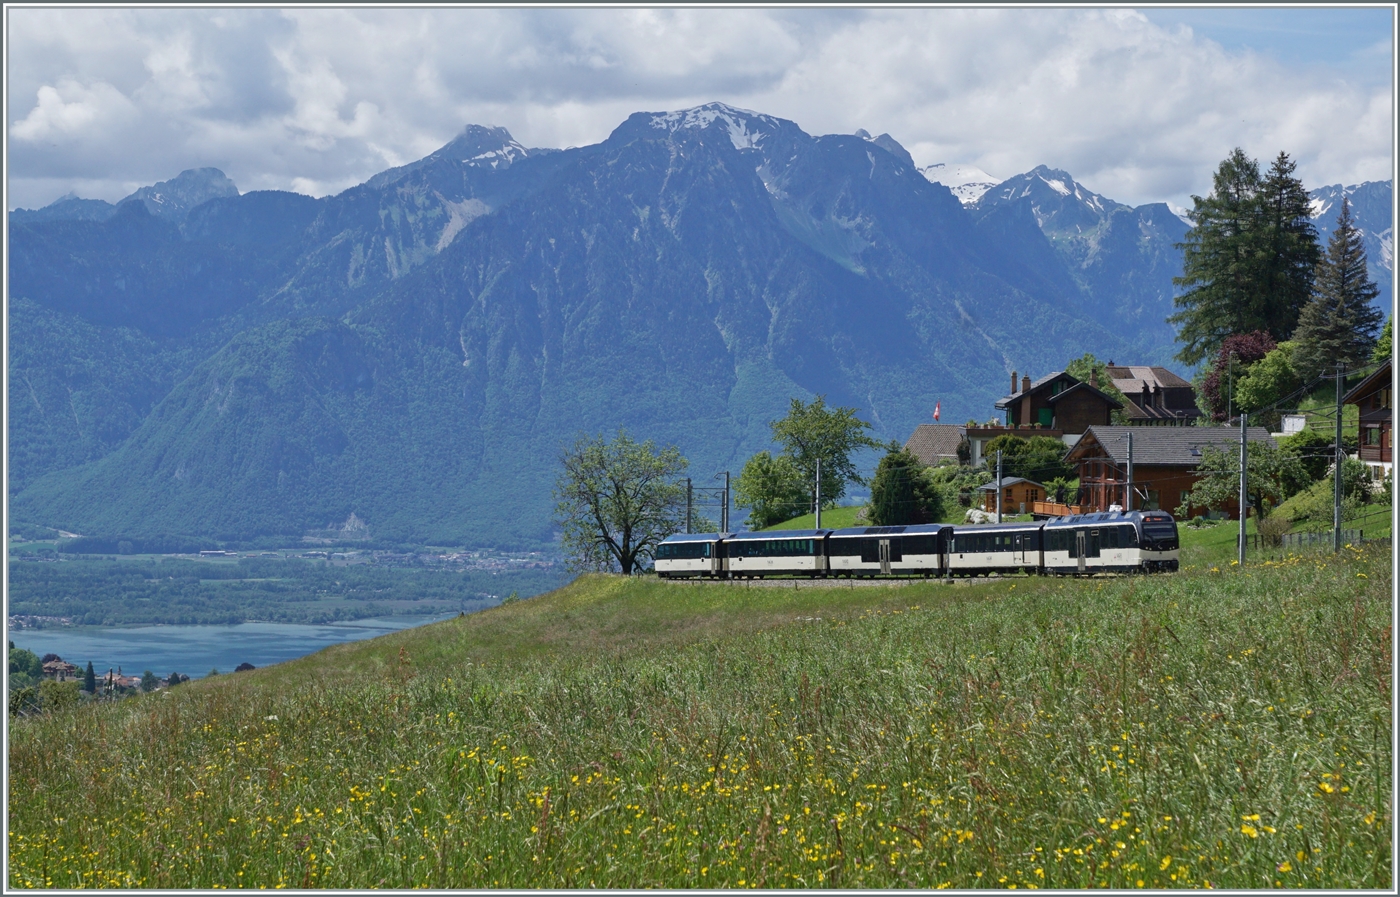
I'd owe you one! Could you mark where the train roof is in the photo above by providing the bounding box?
[726,529,829,540]
[658,532,732,543]
[1043,510,1174,528]
[952,521,1043,533]
[828,524,948,537]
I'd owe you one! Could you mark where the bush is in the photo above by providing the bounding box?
[38,680,81,714]
[1256,513,1291,548]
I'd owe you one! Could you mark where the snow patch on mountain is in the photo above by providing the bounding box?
[920,162,1001,205]
[649,102,783,151]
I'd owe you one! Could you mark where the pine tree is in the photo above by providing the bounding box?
[1260,152,1321,338]
[1291,197,1383,381]
[1169,149,1320,365]
[83,661,96,694]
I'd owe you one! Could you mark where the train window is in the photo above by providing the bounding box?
[904,535,936,556]
[1122,525,1137,547]
[658,541,712,560]
[860,539,880,563]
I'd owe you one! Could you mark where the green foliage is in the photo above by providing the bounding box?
[1064,353,1130,423]
[1278,428,1334,484]
[768,396,881,508]
[1234,341,1302,430]
[38,679,81,714]
[1373,316,1392,365]
[5,549,1391,888]
[1272,459,1374,525]
[554,431,688,575]
[1170,149,1319,365]
[734,451,809,530]
[8,645,44,683]
[924,463,993,509]
[981,434,1071,484]
[1177,442,1310,519]
[1292,198,1385,382]
[140,671,159,693]
[84,662,97,694]
[868,448,942,526]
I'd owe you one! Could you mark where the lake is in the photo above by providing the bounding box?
[8,614,458,679]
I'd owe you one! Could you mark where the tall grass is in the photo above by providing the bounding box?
[8,545,1391,888]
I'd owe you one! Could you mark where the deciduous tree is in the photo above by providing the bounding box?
[554,430,688,575]
[769,395,882,510]
[734,451,809,530]
[1176,443,1309,519]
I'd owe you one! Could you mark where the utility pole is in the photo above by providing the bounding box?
[685,477,692,534]
[1125,431,1134,513]
[1238,412,1247,567]
[722,471,730,533]
[1334,362,1344,552]
[815,459,822,529]
[996,449,1003,523]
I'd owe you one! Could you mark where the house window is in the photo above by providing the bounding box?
[1365,427,1381,446]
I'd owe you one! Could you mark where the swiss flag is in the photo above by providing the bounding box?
[933,401,941,421]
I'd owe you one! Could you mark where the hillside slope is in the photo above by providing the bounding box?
[8,546,1391,888]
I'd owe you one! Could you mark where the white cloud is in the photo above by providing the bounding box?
[5,8,1393,211]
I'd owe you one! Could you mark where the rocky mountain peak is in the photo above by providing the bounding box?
[635,102,800,151]
[120,168,239,221]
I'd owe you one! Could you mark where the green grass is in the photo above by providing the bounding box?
[764,506,867,530]
[8,547,1391,888]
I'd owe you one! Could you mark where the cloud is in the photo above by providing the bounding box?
[5,8,1392,210]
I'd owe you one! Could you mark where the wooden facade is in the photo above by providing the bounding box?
[1066,426,1276,519]
[994,370,1121,433]
[1342,360,1392,478]
[977,478,1046,515]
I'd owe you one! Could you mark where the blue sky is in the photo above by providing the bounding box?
[1141,7,1392,81]
[6,7,1394,211]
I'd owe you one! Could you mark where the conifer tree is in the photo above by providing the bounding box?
[1170,149,1319,365]
[83,661,96,694]
[1373,315,1392,365]
[1260,152,1321,338]
[1291,197,1383,381]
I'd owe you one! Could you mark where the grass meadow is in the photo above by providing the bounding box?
[6,539,1392,888]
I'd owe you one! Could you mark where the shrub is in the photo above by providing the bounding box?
[1256,513,1291,548]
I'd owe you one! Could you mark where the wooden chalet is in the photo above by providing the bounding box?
[966,370,1121,466]
[975,477,1046,515]
[1065,425,1275,519]
[1343,360,1392,480]
[1104,364,1202,425]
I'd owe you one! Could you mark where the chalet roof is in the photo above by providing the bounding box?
[1105,365,1193,392]
[994,371,1123,411]
[1045,380,1124,410]
[1066,425,1275,467]
[995,371,1073,408]
[976,477,1046,491]
[1342,359,1393,406]
[903,424,965,465]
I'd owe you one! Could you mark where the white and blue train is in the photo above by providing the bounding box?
[654,510,1179,579]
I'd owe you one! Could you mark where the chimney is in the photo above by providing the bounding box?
[1153,384,1162,409]
[1090,368,1099,389]
[1011,370,1018,394]
[1141,384,1150,411]
[1021,374,1031,394]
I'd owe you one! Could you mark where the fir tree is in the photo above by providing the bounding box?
[1169,149,1320,365]
[869,447,942,526]
[1373,316,1392,365]
[1291,197,1383,381]
[1259,152,1321,338]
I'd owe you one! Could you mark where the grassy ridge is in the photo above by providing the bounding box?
[7,545,1391,888]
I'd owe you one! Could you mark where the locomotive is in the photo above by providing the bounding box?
[654,510,1179,579]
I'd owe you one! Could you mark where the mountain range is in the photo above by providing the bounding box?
[7,103,1393,548]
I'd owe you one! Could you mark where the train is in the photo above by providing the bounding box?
[654,509,1180,579]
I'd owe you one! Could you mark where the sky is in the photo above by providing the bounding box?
[4,6,1395,212]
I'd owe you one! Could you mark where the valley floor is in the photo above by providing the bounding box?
[7,542,1391,888]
